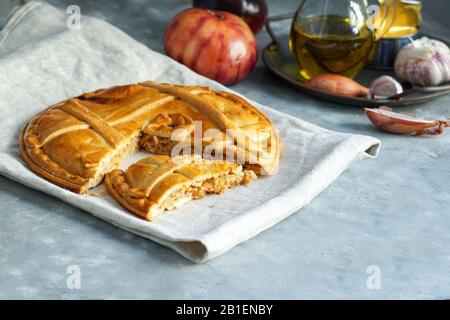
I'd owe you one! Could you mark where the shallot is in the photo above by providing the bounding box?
[307,74,369,97]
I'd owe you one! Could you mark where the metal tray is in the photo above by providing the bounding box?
[262,13,450,108]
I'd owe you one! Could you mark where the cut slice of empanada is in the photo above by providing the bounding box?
[105,155,256,221]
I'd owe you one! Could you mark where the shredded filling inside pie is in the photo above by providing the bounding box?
[105,156,256,221]
[91,134,141,188]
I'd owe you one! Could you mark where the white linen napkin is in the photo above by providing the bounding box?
[0,1,380,263]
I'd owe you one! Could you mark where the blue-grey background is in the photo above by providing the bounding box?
[423,0,449,26]
[1,0,450,299]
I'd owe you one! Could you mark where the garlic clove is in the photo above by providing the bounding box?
[368,76,403,99]
[365,107,444,135]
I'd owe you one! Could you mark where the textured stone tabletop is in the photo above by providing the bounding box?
[1,0,450,299]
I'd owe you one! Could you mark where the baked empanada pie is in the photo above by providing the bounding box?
[105,155,256,220]
[19,81,279,194]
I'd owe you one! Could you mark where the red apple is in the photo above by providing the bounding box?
[164,8,258,85]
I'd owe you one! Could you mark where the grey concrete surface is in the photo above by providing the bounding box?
[1,0,450,299]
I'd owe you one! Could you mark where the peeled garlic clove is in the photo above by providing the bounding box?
[368,76,403,99]
[394,37,450,87]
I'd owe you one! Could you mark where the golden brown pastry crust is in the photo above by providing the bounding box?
[105,155,256,220]
[20,82,280,193]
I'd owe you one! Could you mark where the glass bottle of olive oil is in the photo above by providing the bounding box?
[290,15,374,81]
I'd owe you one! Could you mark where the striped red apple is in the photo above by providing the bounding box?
[164,8,258,85]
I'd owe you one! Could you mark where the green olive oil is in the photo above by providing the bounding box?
[290,15,374,81]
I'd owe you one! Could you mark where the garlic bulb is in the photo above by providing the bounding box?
[394,37,450,87]
[368,76,403,99]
